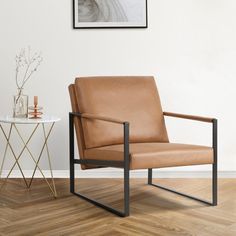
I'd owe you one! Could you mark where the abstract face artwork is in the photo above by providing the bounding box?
[73,0,148,28]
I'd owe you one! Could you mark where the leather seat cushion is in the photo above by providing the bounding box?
[84,143,214,170]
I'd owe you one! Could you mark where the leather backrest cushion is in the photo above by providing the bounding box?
[68,84,86,158]
[75,76,169,149]
[69,84,102,170]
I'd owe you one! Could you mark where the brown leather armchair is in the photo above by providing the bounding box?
[69,76,217,217]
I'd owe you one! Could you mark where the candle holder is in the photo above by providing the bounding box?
[28,96,43,119]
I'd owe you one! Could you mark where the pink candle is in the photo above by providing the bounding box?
[34,96,38,106]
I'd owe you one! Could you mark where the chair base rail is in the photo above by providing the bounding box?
[149,183,213,206]
[72,191,127,217]
[147,164,217,207]
[71,159,130,217]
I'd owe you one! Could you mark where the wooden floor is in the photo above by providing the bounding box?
[0,178,235,236]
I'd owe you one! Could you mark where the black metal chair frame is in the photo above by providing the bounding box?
[69,112,217,217]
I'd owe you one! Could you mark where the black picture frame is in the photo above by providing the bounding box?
[73,0,148,29]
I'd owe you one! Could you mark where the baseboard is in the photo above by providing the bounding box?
[1,170,236,178]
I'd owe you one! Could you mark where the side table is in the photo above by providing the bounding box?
[0,116,60,198]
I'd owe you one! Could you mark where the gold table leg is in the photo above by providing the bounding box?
[0,124,30,188]
[1,124,39,183]
[42,123,57,197]
[0,124,13,178]
[0,122,57,198]
[14,123,57,198]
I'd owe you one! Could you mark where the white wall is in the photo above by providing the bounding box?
[0,0,235,175]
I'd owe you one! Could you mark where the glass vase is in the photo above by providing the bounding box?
[13,89,28,118]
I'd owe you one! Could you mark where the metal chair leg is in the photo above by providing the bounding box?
[212,119,218,206]
[212,162,217,206]
[148,118,218,206]
[69,113,130,217]
[69,113,75,194]
[148,165,217,206]
[71,168,130,217]
[148,168,152,185]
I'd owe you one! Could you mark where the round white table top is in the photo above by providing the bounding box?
[0,116,60,124]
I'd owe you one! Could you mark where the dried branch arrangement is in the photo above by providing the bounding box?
[15,47,43,90]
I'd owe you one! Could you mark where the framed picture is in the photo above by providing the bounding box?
[73,0,148,29]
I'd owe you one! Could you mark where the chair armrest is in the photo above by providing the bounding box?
[69,112,130,168]
[163,111,217,158]
[70,112,127,125]
[163,112,216,123]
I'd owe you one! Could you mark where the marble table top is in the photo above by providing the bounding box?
[0,116,60,124]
